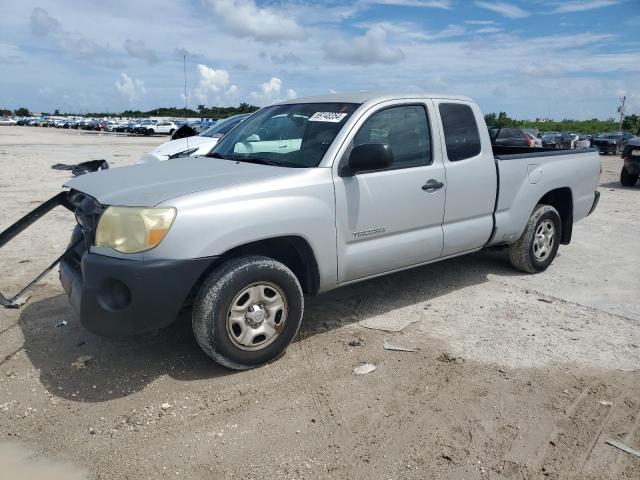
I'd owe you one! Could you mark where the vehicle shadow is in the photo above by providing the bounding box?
[19,248,522,403]
[599,180,638,190]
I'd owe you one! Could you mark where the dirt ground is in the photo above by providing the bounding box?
[0,126,639,479]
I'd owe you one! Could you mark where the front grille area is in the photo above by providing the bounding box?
[67,189,104,248]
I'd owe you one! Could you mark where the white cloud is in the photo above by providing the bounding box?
[193,64,240,105]
[474,1,530,18]
[357,21,466,41]
[249,77,297,105]
[464,20,498,25]
[269,52,302,65]
[551,0,619,14]
[366,0,453,8]
[29,7,112,63]
[323,26,405,65]
[123,39,159,65]
[197,64,230,92]
[206,0,303,43]
[115,73,146,102]
[0,42,26,64]
[474,26,502,34]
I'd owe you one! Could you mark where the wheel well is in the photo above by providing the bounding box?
[538,187,573,244]
[199,236,321,296]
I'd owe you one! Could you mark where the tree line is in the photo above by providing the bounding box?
[484,111,640,134]
[3,105,639,134]
[0,103,260,119]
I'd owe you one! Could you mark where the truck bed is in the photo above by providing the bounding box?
[488,146,601,248]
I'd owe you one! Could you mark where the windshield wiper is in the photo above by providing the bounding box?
[207,152,285,166]
[206,152,232,159]
[228,156,284,167]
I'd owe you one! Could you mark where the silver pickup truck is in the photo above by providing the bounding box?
[0,93,601,369]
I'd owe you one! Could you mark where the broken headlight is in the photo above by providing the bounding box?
[95,207,176,253]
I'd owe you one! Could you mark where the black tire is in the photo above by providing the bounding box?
[620,166,638,187]
[192,255,303,370]
[169,129,175,135]
[509,205,562,274]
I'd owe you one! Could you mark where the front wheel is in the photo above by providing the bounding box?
[621,166,638,187]
[509,205,562,273]
[192,255,303,370]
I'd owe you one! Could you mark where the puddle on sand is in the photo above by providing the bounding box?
[0,442,88,480]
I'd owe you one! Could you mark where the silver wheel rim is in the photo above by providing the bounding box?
[533,219,555,261]
[226,282,288,351]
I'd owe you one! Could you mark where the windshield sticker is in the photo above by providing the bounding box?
[308,112,348,123]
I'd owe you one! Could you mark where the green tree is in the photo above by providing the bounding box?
[0,108,12,116]
[622,114,639,132]
[14,107,30,116]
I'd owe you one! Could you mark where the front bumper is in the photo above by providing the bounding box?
[59,226,214,337]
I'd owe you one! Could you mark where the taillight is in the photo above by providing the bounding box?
[525,135,532,147]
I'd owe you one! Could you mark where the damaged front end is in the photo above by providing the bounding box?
[0,189,103,308]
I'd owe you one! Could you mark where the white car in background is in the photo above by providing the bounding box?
[137,114,250,163]
[0,117,17,126]
[145,121,179,135]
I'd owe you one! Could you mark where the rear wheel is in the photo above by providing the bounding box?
[192,255,303,370]
[620,166,638,187]
[509,205,561,273]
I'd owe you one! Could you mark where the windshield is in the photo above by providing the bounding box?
[201,115,249,138]
[211,103,359,168]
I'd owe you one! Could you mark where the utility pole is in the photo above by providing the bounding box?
[618,95,626,131]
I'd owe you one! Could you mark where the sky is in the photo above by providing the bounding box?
[0,0,639,120]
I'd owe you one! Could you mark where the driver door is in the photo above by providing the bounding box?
[333,102,446,283]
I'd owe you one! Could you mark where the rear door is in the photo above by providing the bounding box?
[333,101,446,283]
[434,100,497,256]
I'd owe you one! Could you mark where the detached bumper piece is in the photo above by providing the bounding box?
[0,192,78,308]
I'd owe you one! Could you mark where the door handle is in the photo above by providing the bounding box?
[422,179,444,192]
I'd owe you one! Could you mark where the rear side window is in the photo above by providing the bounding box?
[439,103,481,161]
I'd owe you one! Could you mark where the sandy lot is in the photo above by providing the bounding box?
[0,126,639,479]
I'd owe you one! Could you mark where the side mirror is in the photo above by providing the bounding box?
[341,143,393,176]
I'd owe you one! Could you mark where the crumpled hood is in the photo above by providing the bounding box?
[65,157,301,207]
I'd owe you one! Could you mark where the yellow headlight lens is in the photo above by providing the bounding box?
[95,207,176,253]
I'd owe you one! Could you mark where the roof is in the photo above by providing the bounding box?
[275,92,474,105]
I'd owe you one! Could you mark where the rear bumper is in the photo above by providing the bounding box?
[593,144,618,153]
[59,237,214,337]
[588,191,600,216]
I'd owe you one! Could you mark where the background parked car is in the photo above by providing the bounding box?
[138,113,250,163]
[488,127,533,147]
[0,117,17,126]
[541,133,563,149]
[620,137,640,186]
[575,134,592,148]
[590,132,634,155]
[559,133,578,149]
